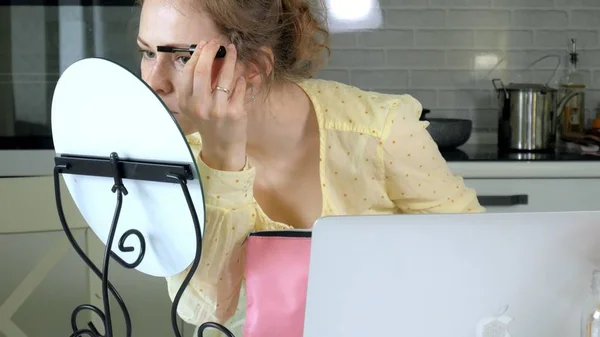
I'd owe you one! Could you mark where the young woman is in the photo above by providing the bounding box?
[136,0,485,334]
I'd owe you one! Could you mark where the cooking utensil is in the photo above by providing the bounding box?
[493,80,583,151]
[439,148,470,161]
[486,54,562,88]
[492,54,585,151]
[420,109,473,149]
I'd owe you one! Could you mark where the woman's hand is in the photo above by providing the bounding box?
[179,40,248,171]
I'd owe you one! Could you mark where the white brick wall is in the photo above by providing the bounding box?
[315,0,600,132]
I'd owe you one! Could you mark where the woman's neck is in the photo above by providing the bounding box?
[246,80,317,163]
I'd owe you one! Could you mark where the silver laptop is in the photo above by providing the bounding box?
[303,211,600,337]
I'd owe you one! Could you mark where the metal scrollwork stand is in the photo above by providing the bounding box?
[53,152,235,337]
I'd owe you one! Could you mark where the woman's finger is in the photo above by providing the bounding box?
[193,40,221,97]
[228,76,247,119]
[180,40,207,99]
[214,43,237,103]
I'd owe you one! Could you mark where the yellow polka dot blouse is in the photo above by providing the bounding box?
[165,79,486,333]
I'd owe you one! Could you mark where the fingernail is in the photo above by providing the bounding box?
[197,40,207,48]
[228,43,235,51]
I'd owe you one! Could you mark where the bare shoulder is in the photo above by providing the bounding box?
[297,79,423,137]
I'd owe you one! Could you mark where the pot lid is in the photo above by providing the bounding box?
[505,83,557,91]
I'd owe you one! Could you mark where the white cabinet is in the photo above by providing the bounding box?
[85,231,190,337]
[0,176,187,337]
[0,175,88,233]
[0,176,92,337]
[465,178,600,213]
[0,230,187,337]
[0,230,89,337]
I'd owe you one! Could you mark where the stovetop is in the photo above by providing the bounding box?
[441,145,600,162]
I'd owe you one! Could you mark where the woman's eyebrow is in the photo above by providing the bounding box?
[138,36,191,50]
[137,36,151,47]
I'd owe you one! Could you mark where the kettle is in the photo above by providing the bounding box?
[493,79,584,152]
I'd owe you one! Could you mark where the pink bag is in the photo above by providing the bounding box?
[243,230,312,337]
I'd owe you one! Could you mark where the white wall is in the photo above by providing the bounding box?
[5,2,600,137]
[315,0,600,132]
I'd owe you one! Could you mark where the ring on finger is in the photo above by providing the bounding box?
[215,86,231,95]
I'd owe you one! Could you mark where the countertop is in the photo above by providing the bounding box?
[441,145,600,162]
[444,145,600,179]
[3,146,600,179]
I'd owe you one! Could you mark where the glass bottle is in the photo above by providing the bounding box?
[582,270,600,337]
[559,38,586,135]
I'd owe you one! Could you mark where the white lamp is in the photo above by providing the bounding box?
[325,0,383,33]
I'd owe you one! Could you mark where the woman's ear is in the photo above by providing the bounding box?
[259,46,274,78]
[245,63,261,83]
[244,46,274,98]
[245,46,274,82]
[245,64,262,102]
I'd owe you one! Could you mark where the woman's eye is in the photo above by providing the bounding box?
[139,49,155,59]
[177,56,191,65]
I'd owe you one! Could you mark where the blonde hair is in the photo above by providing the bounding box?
[139,0,330,89]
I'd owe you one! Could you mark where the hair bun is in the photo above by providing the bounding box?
[187,0,330,89]
[277,0,330,79]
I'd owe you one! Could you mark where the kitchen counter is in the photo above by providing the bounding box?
[441,145,600,162]
[0,149,56,177]
[445,145,600,179]
[3,145,600,180]
[3,145,600,233]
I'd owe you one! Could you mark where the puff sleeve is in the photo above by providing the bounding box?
[165,133,258,325]
[382,96,485,214]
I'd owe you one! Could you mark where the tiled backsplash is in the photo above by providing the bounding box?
[5,3,600,142]
[315,0,600,134]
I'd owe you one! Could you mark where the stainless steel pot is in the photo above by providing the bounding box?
[493,79,583,151]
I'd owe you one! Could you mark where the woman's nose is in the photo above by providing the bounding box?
[144,62,174,96]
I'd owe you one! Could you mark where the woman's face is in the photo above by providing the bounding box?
[138,0,229,135]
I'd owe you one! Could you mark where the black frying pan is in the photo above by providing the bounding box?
[420,109,473,149]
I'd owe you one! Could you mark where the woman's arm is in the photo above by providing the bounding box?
[381,96,485,214]
[166,147,257,325]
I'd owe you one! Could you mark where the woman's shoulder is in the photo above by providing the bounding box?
[297,78,423,137]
